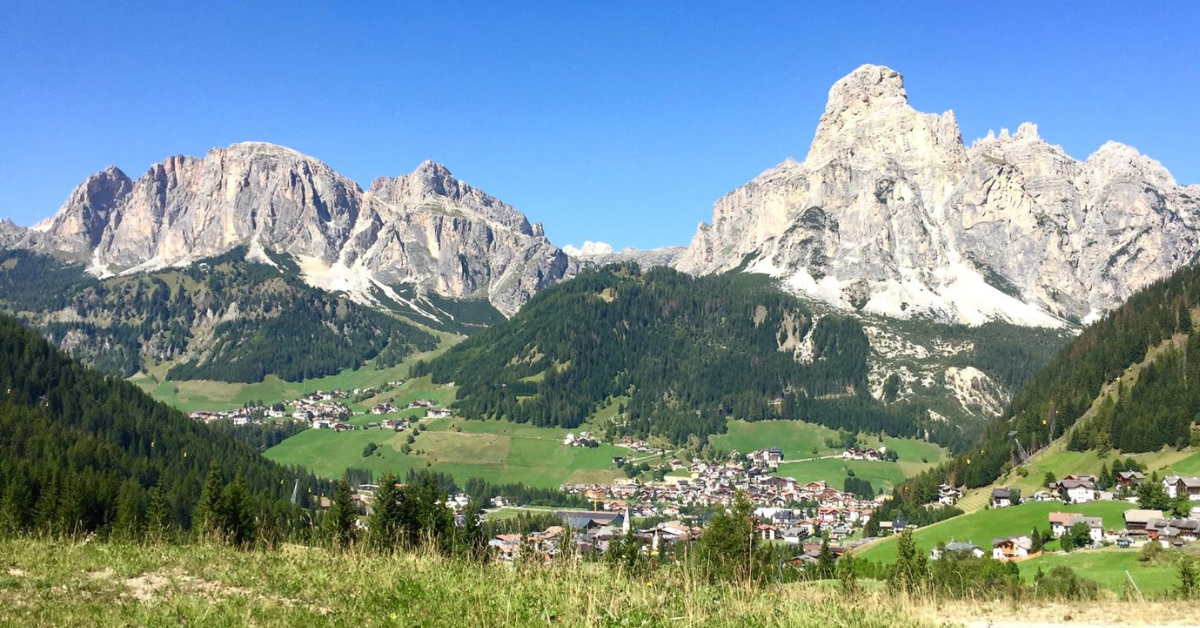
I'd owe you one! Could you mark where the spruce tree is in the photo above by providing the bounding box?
[34,472,60,534]
[222,472,256,547]
[113,479,145,541]
[817,535,836,579]
[325,479,357,548]
[0,472,32,535]
[368,473,401,552]
[837,548,858,596]
[146,480,172,542]
[193,461,226,540]
[56,471,85,537]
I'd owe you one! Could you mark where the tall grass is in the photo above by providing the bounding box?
[0,538,932,628]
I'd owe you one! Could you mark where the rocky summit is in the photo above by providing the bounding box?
[15,142,576,316]
[675,64,1200,327]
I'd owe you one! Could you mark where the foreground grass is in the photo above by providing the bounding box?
[0,539,934,628]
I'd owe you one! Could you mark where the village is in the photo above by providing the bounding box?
[467,446,888,563]
[187,384,451,432]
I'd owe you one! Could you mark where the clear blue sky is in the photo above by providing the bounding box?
[2,2,1197,249]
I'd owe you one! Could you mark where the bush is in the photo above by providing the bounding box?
[1033,566,1101,600]
[1138,541,1164,563]
[362,442,378,457]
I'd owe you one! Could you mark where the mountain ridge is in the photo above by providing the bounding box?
[10,142,577,316]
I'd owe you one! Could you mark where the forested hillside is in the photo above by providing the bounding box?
[0,248,439,383]
[0,315,328,537]
[889,263,1200,509]
[416,265,959,447]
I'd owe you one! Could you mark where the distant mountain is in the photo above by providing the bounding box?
[564,240,685,268]
[0,247,444,383]
[676,64,1200,328]
[415,264,971,449]
[11,142,576,316]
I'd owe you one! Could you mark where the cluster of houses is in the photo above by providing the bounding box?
[556,449,885,544]
[933,472,1200,563]
[188,385,454,432]
[617,438,670,456]
[562,431,600,448]
[841,447,885,461]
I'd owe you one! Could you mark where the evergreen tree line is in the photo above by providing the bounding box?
[322,471,488,559]
[0,315,331,542]
[414,265,956,448]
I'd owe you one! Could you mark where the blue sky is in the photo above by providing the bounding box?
[2,2,1197,249]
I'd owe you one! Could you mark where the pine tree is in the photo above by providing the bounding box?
[193,461,226,540]
[817,535,836,579]
[56,471,85,537]
[837,548,858,596]
[889,530,925,595]
[0,472,32,535]
[222,472,256,547]
[146,479,171,542]
[113,479,145,541]
[368,472,401,552]
[1180,554,1198,598]
[34,472,60,534]
[1098,463,1113,490]
[325,479,357,548]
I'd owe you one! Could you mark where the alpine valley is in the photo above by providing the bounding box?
[2,63,1197,459]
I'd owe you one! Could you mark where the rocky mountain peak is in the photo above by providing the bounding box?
[678,65,1200,329]
[369,162,533,235]
[807,64,963,168]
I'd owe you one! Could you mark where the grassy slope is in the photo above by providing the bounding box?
[857,501,1137,564]
[1016,547,1191,594]
[265,415,631,488]
[711,420,946,492]
[132,329,461,413]
[0,540,935,628]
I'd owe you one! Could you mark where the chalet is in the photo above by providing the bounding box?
[1147,518,1200,543]
[1115,471,1145,489]
[930,541,983,560]
[938,484,962,506]
[991,488,1013,508]
[426,408,452,419]
[557,510,625,532]
[1048,513,1103,543]
[1123,509,1163,536]
[992,536,1033,561]
[1163,476,1200,501]
[1055,477,1097,503]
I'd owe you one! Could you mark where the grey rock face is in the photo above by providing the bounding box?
[676,64,1200,327]
[17,142,576,316]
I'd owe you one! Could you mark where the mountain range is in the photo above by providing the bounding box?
[1,64,1196,429]
[8,143,575,316]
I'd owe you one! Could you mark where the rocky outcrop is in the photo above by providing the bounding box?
[676,64,1200,327]
[16,142,576,315]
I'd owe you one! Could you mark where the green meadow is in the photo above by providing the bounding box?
[856,500,1138,565]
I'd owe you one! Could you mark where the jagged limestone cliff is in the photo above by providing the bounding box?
[676,64,1200,327]
[18,143,575,315]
